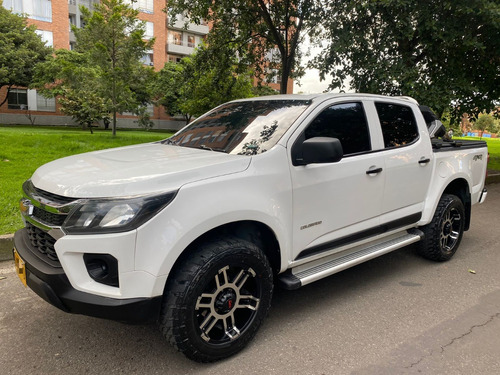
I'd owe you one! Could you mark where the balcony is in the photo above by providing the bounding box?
[170,19,209,35]
[68,0,92,12]
[166,41,195,56]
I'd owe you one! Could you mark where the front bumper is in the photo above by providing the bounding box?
[13,228,162,323]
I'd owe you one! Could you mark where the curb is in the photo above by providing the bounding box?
[486,172,500,185]
[0,234,13,263]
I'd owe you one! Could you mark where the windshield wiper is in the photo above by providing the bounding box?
[199,144,213,151]
[161,138,178,145]
[198,144,227,153]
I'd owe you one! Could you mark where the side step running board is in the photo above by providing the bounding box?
[279,232,423,290]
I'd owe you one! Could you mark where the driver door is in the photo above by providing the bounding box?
[289,101,385,260]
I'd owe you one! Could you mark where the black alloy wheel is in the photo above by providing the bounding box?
[159,237,273,362]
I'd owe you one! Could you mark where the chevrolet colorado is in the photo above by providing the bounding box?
[13,93,488,362]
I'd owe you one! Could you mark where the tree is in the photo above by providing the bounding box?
[0,3,52,106]
[166,0,324,94]
[313,0,500,121]
[153,45,254,124]
[73,0,154,135]
[475,113,495,139]
[33,49,111,131]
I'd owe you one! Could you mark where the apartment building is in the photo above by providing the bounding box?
[0,0,209,129]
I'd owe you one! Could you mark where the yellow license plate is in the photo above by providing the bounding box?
[13,248,27,287]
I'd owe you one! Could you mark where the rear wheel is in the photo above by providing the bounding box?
[159,237,273,362]
[417,194,465,261]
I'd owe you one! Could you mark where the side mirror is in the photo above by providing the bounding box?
[301,137,343,165]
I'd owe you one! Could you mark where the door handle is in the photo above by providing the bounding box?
[418,158,431,165]
[366,167,383,175]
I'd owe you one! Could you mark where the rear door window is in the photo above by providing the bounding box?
[375,103,419,148]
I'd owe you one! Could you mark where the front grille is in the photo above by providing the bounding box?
[33,206,67,226]
[26,222,59,262]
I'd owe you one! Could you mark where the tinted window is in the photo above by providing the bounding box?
[304,102,371,155]
[375,103,419,148]
[165,100,310,155]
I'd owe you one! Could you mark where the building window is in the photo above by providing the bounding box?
[3,0,51,22]
[7,89,28,110]
[36,92,56,112]
[124,0,153,14]
[137,0,153,14]
[2,0,23,13]
[35,30,53,47]
[144,21,154,39]
[69,42,76,50]
[187,35,195,48]
[31,0,52,22]
[168,31,182,46]
[168,55,182,63]
[69,14,76,31]
[140,50,154,66]
[267,69,281,84]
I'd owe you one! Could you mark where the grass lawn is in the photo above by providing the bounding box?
[0,125,173,235]
[455,136,500,171]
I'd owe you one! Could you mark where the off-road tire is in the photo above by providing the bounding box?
[159,237,273,362]
[417,194,465,261]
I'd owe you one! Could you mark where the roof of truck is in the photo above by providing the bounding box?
[234,92,419,104]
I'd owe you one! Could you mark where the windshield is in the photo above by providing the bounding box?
[163,100,311,155]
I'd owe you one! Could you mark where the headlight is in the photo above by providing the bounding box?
[62,191,176,234]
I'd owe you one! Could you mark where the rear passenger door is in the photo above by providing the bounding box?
[372,101,433,225]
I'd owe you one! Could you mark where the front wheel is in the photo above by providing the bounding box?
[159,237,273,362]
[417,194,465,261]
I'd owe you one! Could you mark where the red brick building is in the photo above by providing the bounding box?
[0,0,211,129]
[1,0,291,129]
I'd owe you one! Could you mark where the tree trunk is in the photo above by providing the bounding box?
[280,71,289,94]
[0,86,12,107]
[112,111,117,136]
[280,58,291,94]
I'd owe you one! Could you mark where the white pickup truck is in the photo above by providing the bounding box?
[13,93,488,362]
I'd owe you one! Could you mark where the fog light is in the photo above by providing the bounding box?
[83,254,119,287]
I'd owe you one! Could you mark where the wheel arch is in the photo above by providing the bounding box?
[442,178,471,231]
[164,220,282,293]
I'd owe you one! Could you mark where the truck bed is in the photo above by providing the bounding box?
[431,139,487,151]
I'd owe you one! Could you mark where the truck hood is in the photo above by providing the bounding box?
[31,143,251,198]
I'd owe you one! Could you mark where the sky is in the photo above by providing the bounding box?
[292,40,341,94]
[293,67,332,94]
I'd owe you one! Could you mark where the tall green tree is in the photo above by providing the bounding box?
[475,113,495,139]
[0,3,52,106]
[74,0,154,135]
[314,0,500,121]
[166,0,324,94]
[33,49,110,132]
[153,45,254,124]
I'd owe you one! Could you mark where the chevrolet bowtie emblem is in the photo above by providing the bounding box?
[20,198,34,215]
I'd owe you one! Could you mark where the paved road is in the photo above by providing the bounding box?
[1,184,499,374]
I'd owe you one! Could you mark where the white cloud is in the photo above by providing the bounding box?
[293,38,352,94]
[294,68,331,94]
